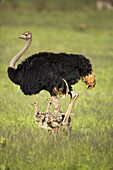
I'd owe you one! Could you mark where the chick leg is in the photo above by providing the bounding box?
[62,91,79,126]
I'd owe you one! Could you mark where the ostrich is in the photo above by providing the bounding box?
[7,31,96,125]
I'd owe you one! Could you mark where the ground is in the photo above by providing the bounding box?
[0,3,113,170]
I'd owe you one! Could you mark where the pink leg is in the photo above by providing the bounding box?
[52,96,61,113]
[62,91,79,126]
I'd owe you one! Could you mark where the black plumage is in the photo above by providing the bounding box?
[8,52,92,96]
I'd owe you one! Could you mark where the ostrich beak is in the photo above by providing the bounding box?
[18,35,24,39]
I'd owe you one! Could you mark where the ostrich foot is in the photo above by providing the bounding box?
[62,91,79,126]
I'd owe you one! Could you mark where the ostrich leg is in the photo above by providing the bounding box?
[51,96,61,114]
[62,91,79,126]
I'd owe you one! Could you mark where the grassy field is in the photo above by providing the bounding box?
[0,4,113,170]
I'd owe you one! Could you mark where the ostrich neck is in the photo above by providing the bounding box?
[9,38,32,68]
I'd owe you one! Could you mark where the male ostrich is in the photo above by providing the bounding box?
[7,31,96,125]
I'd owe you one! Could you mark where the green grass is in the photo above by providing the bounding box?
[0,5,113,170]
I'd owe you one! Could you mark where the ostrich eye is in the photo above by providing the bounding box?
[24,33,28,36]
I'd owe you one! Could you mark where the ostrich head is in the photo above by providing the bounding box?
[19,31,32,41]
[9,31,32,68]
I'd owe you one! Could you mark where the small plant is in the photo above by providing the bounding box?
[0,137,7,147]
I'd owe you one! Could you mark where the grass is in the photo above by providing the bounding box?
[0,4,113,170]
